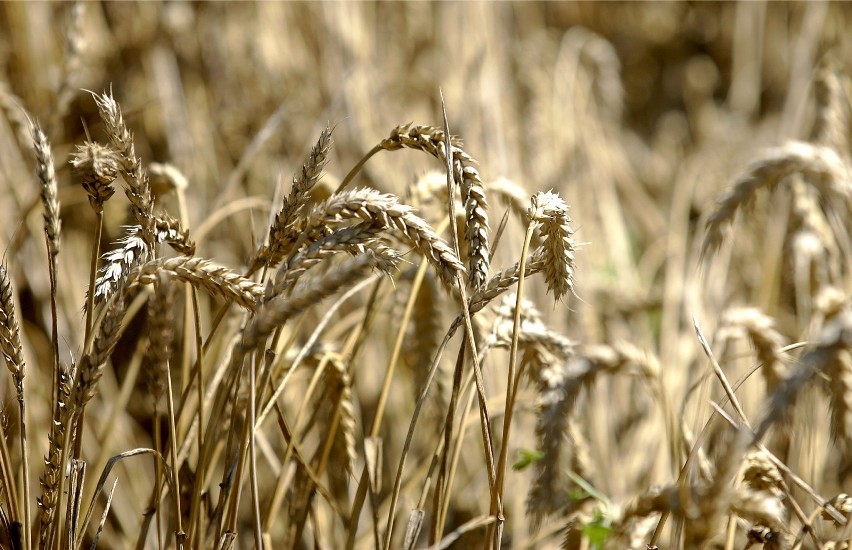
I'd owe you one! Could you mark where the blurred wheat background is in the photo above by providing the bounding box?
[1,2,852,549]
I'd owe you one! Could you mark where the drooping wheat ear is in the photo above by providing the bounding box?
[233,252,397,371]
[528,191,577,302]
[148,162,189,198]
[717,307,787,394]
[251,125,333,272]
[126,256,264,312]
[380,124,490,289]
[37,366,72,546]
[0,79,31,147]
[142,278,177,405]
[73,294,126,411]
[303,188,464,289]
[155,214,196,256]
[33,122,61,257]
[490,177,532,224]
[92,225,149,306]
[756,310,852,441]
[811,58,848,151]
[90,89,156,247]
[70,141,120,211]
[701,141,852,257]
[266,222,384,300]
[527,342,658,522]
[0,264,25,390]
[826,349,852,449]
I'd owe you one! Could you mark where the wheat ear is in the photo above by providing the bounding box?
[251,125,333,272]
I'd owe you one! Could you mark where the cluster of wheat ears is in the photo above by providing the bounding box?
[2,4,852,550]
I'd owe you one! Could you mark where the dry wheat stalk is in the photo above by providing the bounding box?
[33,122,61,257]
[528,191,577,301]
[251,126,333,272]
[303,188,464,289]
[823,494,852,527]
[466,248,546,316]
[232,252,397,373]
[702,141,852,257]
[70,141,120,211]
[90,89,156,247]
[380,124,490,289]
[127,256,264,311]
[717,307,787,393]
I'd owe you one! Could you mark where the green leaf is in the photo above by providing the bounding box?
[582,510,613,549]
[512,449,545,471]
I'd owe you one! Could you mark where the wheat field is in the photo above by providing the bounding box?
[1,2,851,549]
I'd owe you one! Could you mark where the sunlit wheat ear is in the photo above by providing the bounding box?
[317,349,357,474]
[380,124,490,289]
[33,122,61,257]
[716,307,787,394]
[154,214,196,256]
[92,225,149,306]
[70,141,120,211]
[701,141,852,258]
[528,191,577,302]
[303,188,465,289]
[127,256,264,311]
[252,125,333,272]
[90,89,155,246]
